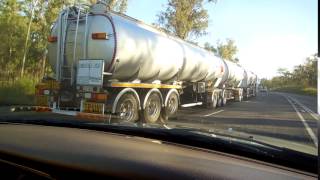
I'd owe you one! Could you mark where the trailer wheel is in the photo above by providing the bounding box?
[142,92,162,123]
[162,92,179,121]
[217,96,222,107]
[238,95,243,102]
[115,93,139,122]
[221,91,227,106]
[236,89,243,102]
[208,93,217,109]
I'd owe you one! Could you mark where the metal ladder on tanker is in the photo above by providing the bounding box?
[54,6,88,109]
[59,7,88,86]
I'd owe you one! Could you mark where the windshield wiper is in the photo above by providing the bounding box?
[0,118,317,174]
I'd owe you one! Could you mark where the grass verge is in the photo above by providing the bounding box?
[0,78,36,106]
[273,86,317,96]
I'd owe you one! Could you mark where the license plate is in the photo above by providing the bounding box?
[83,102,104,114]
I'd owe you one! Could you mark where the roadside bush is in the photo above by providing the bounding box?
[302,87,317,96]
[273,86,317,97]
[0,77,36,105]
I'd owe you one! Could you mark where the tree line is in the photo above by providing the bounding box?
[260,54,317,91]
[155,0,239,62]
[0,0,127,84]
[0,0,242,85]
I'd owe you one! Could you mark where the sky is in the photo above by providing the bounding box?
[126,0,318,79]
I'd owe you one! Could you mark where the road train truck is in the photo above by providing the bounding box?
[35,2,257,123]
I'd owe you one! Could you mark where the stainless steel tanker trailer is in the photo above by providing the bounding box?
[35,2,257,123]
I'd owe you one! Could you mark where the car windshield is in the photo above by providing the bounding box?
[0,0,318,158]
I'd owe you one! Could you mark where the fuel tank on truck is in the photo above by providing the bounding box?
[247,71,257,87]
[205,56,227,88]
[48,8,116,81]
[221,60,248,88]
[48,3,227,84]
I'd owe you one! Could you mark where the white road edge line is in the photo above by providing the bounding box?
[203,110,224,117]
[285,96,318,148]
[163,124,172,129]
[288,96,319,121]
[181,102,203,108]
[52,109,77,116]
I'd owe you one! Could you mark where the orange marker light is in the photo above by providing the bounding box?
[95,93,107,101]
[48,36,57,42]
[91,93,107,101]
[92,32,108,40]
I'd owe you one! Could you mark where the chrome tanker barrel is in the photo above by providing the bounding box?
[247,71,257,87]
[253,73,258,86]
[217,58,230,88]
[253,74,258,86]
[239,67,248,88]
[208,56,228,88]
[222,60,248,88]
[48,3,226,84]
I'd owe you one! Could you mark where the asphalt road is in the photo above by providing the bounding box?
[0,91,318,155]
[170,92,318,155]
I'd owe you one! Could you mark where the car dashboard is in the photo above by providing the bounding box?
[0,124,317,179]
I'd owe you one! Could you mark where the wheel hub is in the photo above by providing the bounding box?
[147,100,159,116]
[168,97,177,113]
[119,100,134,121]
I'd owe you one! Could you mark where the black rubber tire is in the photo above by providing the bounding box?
[115,93,139,123]
[222,97,227,106]
[161,92,179,122]
[214,93,218,108]
[221,91,227,106]
[217,96,222,107]
[207,93,217,109]
[142,93,162,123]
